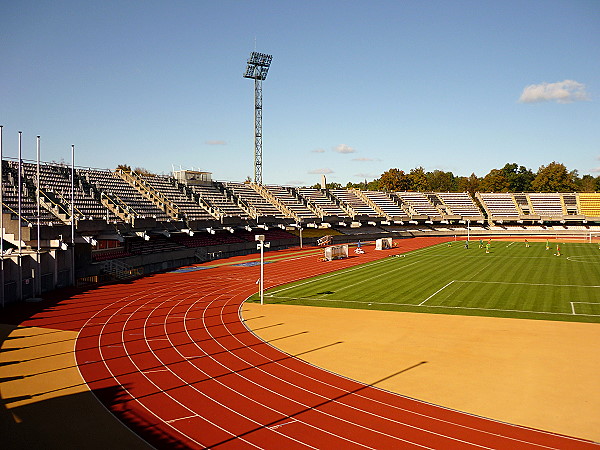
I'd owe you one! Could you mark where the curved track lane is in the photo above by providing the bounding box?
[75,238,599,449]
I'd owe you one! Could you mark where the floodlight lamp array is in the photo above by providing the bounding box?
[243,52,273,80]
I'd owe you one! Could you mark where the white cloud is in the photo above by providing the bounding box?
[352,157,380,162]
[205,140,226,145]
[308,168,334,174]
[518,80,589,104]
[354,173,377,179]
[333,144,356,154]
[311,148,326,153]
[591,167,600,173]
[287,180,305,185]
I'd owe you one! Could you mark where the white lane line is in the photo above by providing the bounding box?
[166,414,198,424]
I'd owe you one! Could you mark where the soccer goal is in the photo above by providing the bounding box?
[375,238,393,250]
[324,244,349,261]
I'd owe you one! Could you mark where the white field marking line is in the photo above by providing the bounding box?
[506,242,515,248]
[456,280,600,288]
[77,285,218,449]
[153,282,321,449]
[418,281,455,306]
[267,243,446,296]
[199,286,438,449]
[103,283,257,448]
[233,267,566,448]
[570,301,600,316]
[264,295,600,318]
[271,296,417,307]
[239,250,597,447]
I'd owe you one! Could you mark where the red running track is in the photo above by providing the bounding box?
[32,237,599,448]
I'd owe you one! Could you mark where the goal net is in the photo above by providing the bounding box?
[324,244,349,261]
[375,238,393,250]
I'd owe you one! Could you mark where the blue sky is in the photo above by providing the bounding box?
[1,0,599,185]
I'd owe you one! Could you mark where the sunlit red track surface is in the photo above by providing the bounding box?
[26,237,599,448]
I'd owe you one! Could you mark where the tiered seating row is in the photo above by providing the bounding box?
[478,193,520,218]
[579,193,600,217]
[190,184,250,219]
[436,192,482,217]
[223,182,284,218]
[330,190,379,216]
[361,191,408,219]
[83,169,170,220]
[395,192,440,216]
[297,188,349,218]
[140,175,215,221]
[264,185,317,220]
[528,193,564,217]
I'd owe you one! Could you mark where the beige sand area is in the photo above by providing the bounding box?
[0,324,151,449]
[242,303,600,442]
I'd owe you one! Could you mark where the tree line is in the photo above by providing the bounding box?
[313,162,600,194]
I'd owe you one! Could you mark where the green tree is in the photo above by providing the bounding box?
[457,173,481,196]
[427,170,456,191]
[578,174,597,192]
[480,169,510,192]
[408,167,430,191]
[531,162,577,192]
[500,163,534,192]
[379,168,410,191]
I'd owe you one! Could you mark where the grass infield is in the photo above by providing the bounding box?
[250,240,600,323]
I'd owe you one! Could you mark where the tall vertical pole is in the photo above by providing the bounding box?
[71,145,76,286]
[17,132,23,301]
[260,242,264,305]
[254,78,263,184]
[36,136,41,296]
[0,125,4,307]
[467,219,470,242]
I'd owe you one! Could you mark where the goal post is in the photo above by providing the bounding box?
[375,238,393,250]
[324,244,349,261]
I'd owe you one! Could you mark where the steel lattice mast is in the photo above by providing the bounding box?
[243,52,272,185]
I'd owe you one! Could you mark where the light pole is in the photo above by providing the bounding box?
[255,234,270,305]
[467,219,471,243]
[243,51,273,185]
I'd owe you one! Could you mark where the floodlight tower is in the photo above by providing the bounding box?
[243,51,273,185]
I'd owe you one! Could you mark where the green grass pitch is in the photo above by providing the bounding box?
[254,241,600,323]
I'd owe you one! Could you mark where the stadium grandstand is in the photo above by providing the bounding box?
[2,157,600,304]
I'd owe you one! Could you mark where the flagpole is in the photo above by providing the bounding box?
[36,136,41,297]
[71,144,75,286]
[18,131,23,301]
